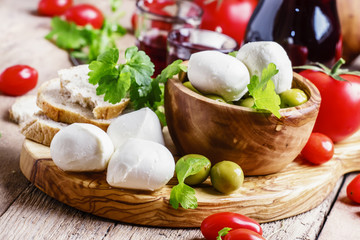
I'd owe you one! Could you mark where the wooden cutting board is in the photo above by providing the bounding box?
[19,131,360,228]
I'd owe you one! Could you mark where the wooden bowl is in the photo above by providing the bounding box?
[164,72,321,176]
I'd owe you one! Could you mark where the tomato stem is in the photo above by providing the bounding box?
[330,58,345,75]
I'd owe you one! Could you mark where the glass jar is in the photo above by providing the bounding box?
[135,0,203,75]
[244,0,342,66]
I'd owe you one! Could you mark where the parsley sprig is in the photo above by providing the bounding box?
[248,63,281,118]
[88,47,186,125]
[169,156,210,209]
[45,4,126,63]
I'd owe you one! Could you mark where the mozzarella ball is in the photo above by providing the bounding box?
[106,138,175,191]
[107,107,164,149]
[50,123,114,172]
[187,50,250,102]
[236,41,293,94]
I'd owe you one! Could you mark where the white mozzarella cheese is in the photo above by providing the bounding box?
[50,123,114,172]
[106,138,175,191]
[107,107,164,149]
[187,50,250,102]
[236,41,293,94]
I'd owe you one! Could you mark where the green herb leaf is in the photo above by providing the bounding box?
[110,0,122,12]
[228,51,238,58]
[88,48,130,103]
[170,183,198,209]
[169,156,210,209]
[45,17,88,49]
[248,63,281,118]
[46,9,127,64]
[155,59,187,84]
[88,47,186,125]
[88,48,119,84]
[217,227,232,240]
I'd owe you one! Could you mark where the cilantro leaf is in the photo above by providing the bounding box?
[247,63,281,118]
[169,156,210,209]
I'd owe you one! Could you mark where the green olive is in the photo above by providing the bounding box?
[205,94,227,103]
[210,161,244,194]
[280,88,308,108]
[183,81,201,94]
[238,97,255,108]
[182,154,211,186]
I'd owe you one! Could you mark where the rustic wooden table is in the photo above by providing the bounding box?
[0,0,359,239]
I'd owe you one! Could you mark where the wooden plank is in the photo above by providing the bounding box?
[0,0,135,216]
[261,176,343,240]
[318,173,360,240]
[0,177,343,239]
[0,0,71,216]
[19,126,360,228]
[0,186,116,240]
[0,0,358,239]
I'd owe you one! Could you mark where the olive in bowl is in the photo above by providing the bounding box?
[164,72,321,176]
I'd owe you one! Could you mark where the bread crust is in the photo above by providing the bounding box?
[37,79,119,131]
[20,118,60,146]
[58,64,130,120]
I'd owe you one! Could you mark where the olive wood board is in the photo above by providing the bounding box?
[19,131,360,228]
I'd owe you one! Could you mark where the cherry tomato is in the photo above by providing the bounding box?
[347,174,360,204]
[0,65,38,96]
[224,229,265,240]
[201,212,262,240]
[299,63,360,142]
[64,4,104,29]
[194,0,258,45]
[301,133,334,165]
[37,0,73,16]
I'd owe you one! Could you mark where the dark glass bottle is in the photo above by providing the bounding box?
[244,0,342,66]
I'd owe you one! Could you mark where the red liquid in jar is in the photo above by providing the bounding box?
[167,29,238,64]
[167,42,220,64]
[244,0,342,66]
[137,33,167,76]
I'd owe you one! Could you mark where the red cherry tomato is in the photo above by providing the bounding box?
[37,0,73,16]
[64,4,104,29]
[299,69,360,143]
[0,65,38,96]
[301,133,334,165]
[224,229,265,240]
[201,212,262,240]
[194,0,258,45]
[347,174,360,204]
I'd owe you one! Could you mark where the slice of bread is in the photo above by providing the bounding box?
[20,111,67,146]
[37,78,116,131]
[58,64,129,119]
[9,95,41,124]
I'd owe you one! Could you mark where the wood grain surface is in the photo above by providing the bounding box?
[1,0,360,239]
[19,128,360,228]
[165,73,321,176]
